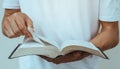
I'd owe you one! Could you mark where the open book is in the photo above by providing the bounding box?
[9,28,109,59]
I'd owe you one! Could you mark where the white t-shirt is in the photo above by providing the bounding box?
[3,0,120,69]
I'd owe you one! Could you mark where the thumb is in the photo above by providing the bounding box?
[25,18,34,39]
[73,51,82,58]
[23,13,34,31]
[26,17,34,32]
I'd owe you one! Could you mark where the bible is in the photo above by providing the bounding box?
[9,28,109,59]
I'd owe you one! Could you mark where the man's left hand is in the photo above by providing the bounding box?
[40,51,90,64]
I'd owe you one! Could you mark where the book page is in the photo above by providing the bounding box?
[60,40,108,59]
[20,40,44,48]
[37,35,59,47]
[60,40,99,51]
[28,27,59,47]
[11,44,60,59]
[9,27,62,59]
[10,39,61,59]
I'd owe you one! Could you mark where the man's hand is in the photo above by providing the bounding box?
[52,51,90,64]
[40,51,90,64]
[2,9,33,38]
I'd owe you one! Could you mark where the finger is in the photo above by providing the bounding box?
[13,13,28,36]
[39,55,53,62]
[3,18,15,38]
[2,19,9,36]
[21,13,34,31]
[25,16,34,31]
[68,51,90,60]
[3,28,10,37]
[53,51,83,64]
[5,23,15,38]
[24,17,33,39]
[15,13,33,38]
[52,56,65,64]
[81,52,91,58]
[23,26,33,38]
[12,13,26,35]
[7,16,23,37]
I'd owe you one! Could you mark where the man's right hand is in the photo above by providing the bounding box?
[2,9,34,38]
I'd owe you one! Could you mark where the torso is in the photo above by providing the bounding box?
[19,0,100,69]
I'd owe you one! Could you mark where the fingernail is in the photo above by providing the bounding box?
[28,26,34,32]
[28,36,33,42]
[74,52,81,57]
[25,38,30,41]
[25,36,33,41]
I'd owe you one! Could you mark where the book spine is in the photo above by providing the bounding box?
[8,43,22,59]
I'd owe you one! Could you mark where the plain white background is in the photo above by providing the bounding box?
[0,1,120,69]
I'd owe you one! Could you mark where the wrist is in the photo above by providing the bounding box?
[4,9,21,17]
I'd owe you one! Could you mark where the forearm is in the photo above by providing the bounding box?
[90,21,119,51]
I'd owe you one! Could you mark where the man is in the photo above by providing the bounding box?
[2,0,120,69]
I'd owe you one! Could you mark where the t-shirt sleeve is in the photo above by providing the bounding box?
[3,0,20,9]
[99,0,120,22]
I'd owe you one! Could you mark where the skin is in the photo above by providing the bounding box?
[2,9,119,64]
[2,9,33,39]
